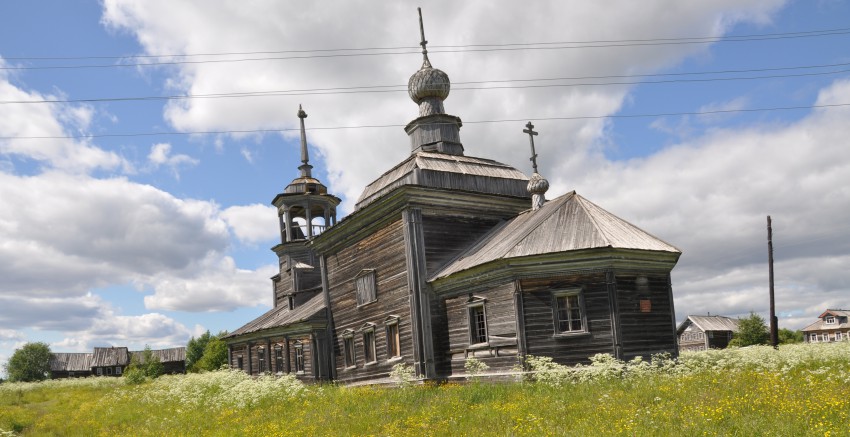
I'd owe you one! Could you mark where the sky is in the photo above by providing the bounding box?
[1,0,849,372]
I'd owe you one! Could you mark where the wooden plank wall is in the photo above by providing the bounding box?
[326,218,414,383]
[421,215,502,277]
[521,272,616,364]
[615,272,677,359]
[443,282,520,375]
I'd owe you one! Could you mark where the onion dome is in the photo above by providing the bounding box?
[527,172,550,195]
[408,63,450,117]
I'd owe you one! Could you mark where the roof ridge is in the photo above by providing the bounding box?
[573,193,614,247]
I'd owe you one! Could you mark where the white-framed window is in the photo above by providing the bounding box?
[835,331,842,341]
[342,330,356,368]
[553,290,586,334]
[825,316,836,324]
[355,270,377,306]
[115,366,122,375]
[468,300,488,345]
[362,325,377,364]
[810,333,818,342]
[294,342,305,373]
[385,316,401,359]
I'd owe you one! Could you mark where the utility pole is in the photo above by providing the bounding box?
[767,216,778,348]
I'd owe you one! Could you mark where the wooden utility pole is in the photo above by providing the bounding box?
[767,216,778,348]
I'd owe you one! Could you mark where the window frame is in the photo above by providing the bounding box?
[355,269,377,307]
[342,330,357,369]
[293,342,305,374]
[467,299,488,346]
[274,346,284,373]
[96,367,103,376]
[836,331,843,341]
[385,316,401,360]
[825,316,836,325]
[287,295,295,311]
[257,347,266,373]
[237,355,244,370]
[362,324,377,365]
[551,289,588,337]
[115,366,122,375]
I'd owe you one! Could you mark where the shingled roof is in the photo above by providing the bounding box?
[432,191,680,280]
[355,151,530,210]
[225,292,326,338]
[91,347,130,367]
[49,353,93,372]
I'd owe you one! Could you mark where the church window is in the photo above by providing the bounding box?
[362,325,377,364]
[355,270,377,306]
[553,290,586,334]
[294,343,305,373]
[468,303,488,345]
[274,346,284,372]
[258,348,266,373]
[343,330,356,368]
[386,317,401,359]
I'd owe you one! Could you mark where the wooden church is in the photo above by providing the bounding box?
[223,11,681,384]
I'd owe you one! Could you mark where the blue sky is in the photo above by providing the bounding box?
[1,0,849,372]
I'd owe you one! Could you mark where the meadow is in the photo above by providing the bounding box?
[1,342,848,436]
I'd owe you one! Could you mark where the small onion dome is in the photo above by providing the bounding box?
[527,172,550,195]
[408,65,450,106]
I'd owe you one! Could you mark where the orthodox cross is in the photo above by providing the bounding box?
[417,7,432,68]
[297,104,312,178]
[523,121,539,173]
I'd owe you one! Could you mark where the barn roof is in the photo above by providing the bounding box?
[432,191,680,280]
[130,347,186,364]
[49,353,93,372]
[91,347,130,367]
[355,151,530,210]
[677,315,740,334]
[225,292,326,338]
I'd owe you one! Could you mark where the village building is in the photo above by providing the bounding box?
[676,315,739,352]
[48,346,186,378]
[802,309,850,343]
[224,10,682,384]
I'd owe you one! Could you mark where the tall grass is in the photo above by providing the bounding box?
[1,342,848,436]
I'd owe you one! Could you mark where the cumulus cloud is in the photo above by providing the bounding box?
[221,203,279,245]
[147,142,199,178]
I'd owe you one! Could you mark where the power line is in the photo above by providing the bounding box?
[2,102,847,141]
[3,27,849,71]
[3,62,849,105]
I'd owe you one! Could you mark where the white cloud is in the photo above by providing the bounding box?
[145,255,276,312]
[221,203,279,245]
[147,142,199,178]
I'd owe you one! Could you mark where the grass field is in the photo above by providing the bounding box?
[1,342,849,436]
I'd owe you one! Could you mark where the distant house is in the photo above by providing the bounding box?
[676,315,739,352]
[49,346,186,378]
[802,309,850,343]
[49,353,93,379]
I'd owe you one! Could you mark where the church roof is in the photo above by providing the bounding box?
[432,191,680,280]
[355,151,530,210]
[224,292,326,338]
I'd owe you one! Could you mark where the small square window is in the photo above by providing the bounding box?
[116,366,122,375]
[96,368,103,376]
[363,328,377,364]
[553,290,585,334]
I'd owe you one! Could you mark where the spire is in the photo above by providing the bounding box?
[417,7,432,69]
[297,104,312,178]
[524,121,549,210]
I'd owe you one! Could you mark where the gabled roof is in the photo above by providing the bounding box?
[802,309,850,332]
[225,292,326,338]
[91,347,130,367]
[432,191,680,280]
[49,353,93,372]
[355,151,529,210]
[677,315,739,334]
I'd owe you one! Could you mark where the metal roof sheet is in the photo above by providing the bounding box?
[225,292,326,338]
[432,191,680,280]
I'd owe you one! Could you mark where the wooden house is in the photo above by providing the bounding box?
[676,315,739,352]
[48,346,186,378]
[802,309,850,343]
[224,11,681,384]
